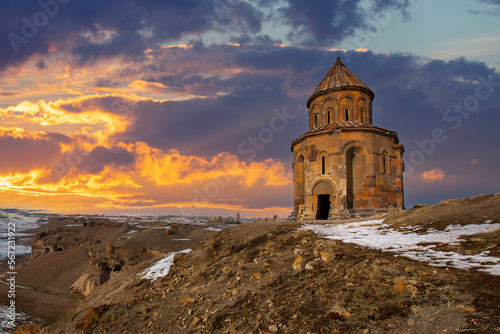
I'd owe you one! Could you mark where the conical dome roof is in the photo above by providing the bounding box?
[307,57,374,108]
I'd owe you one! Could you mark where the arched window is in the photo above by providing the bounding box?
[321,156,326,174]
[382,154,387,174]
[327,110,331,123]
[310,105,319,128]
[339,97,353,122]
[357,98,367,122]
[381,153,391,174]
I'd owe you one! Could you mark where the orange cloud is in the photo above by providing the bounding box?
[163,44,193,50]
[0,90,293,217]
[0,166,139,197]
[0,127,47,140]
[132,141,291,187]
[0,94,150,147]
[420,168,445,182]
[129,80,169,93]
[0,133,292,216]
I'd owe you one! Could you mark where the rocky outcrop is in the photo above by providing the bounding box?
[31,228,81,258]
[69,261,115,298]
[70,246,159,297]
[30,218,124,258]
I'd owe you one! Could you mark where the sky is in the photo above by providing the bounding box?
[0,0,499,218]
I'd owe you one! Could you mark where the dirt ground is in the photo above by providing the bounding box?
[5,194,500,333]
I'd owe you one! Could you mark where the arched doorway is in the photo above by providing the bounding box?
[346,146,366,210]
[312,181,334,220]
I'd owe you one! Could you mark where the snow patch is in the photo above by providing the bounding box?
[140,249,191,281]
[122,229,140,240]
[301,219,500,276]
[204,227,223,232]
[0,305,30,331]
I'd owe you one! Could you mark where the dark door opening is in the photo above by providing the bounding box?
[316,195,330,220]
[346,194,354,210]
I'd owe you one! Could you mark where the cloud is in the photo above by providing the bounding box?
[129,80,169,94]
[0,0,265,71]
[469,0,500,15]
[0,128,67,173]
[1,91,20,97]
[0,0,412,73]
[78,146,135,174]
[131,141,290,187]
[420,168,445,182]
[0,119,291,216]
[275,0,409,47]
[0,97,134,147]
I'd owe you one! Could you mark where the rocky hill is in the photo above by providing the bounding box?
[3,194,500,333]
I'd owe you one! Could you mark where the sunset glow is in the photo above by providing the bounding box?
[1,0,499,217]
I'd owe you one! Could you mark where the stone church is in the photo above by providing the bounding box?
[291,57,405,220]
